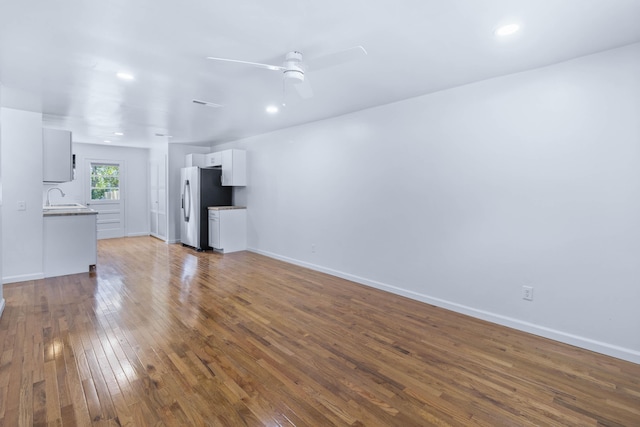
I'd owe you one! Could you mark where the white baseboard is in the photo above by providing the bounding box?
[0,298,5,318]
[249,247,640,365]
[127,232,151,237]
[149,234,170,243]
[2,272,45,284]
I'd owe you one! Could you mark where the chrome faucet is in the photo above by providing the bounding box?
[46,187,65,206]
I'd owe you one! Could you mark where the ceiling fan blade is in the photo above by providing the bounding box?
[206,56,284,71]
[192,99,223,108]
[306,46,367,71]
[293,78,313,99]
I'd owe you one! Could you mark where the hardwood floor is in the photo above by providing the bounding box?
[1,237,639,426]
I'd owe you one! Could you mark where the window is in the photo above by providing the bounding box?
[90,163,120,200]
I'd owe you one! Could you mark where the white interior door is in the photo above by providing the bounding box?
[149,156,167,240]
[150,160,158,237]
[85,159,125,239]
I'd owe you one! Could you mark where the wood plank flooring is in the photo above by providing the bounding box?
[1,236,639,426]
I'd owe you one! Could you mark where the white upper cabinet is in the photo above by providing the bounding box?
[185,153,206,167]
[220,149,246,186]
[43,128,73,183]
[205,152,222,167]
[186,148,246,186]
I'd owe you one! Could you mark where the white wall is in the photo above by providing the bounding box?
[47,143,150,237]
[0,88,4,315]
[1,108,44,283]
[220,43,640,363]
[0,204,3,316]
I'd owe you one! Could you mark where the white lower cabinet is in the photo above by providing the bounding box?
[44,213,97,277]
[208,208,246,253]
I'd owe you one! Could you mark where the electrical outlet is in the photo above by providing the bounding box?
[311,244,316,253]
[522,285,534,301]
[17,200,26,211]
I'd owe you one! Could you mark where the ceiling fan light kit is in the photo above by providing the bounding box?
[283,51,305,83]
[206,46,367,101]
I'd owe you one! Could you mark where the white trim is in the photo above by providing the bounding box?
[149,233,169,242]
[249,247,640,365]
[2,272,45,284]
[127,232,151,237]
[97,219,122,225]
[0,298,5,318]
[88,199,122,206]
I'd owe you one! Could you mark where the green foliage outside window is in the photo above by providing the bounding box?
[90,164,120,200]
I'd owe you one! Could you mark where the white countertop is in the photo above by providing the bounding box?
[43,204,98,216]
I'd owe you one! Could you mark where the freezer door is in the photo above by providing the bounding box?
[180,167,200,247]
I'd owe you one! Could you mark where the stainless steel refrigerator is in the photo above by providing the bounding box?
[180,167,232,250]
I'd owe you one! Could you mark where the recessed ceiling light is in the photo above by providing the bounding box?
[114,132,124,136]
[494,23,520,37]
[266,105,279,114]
[103,140,112,144]
[116,72,135,80]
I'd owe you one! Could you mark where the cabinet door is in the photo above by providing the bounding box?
[209,212,221,249]
[205,152,222,167]
[231,150,246,186]
[43,128,73,182]
[218,209,247,253]
[221,150,233,186]
[185,153,205,167]
[221,149,247,186]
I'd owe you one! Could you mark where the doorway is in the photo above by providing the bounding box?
[85,159,125,239]
[149,156,167,241]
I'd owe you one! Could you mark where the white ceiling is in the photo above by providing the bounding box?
[1,0,639,148]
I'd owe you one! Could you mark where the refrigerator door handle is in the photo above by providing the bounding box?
[183,180,191,222]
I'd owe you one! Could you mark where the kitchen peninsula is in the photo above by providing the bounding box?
[43,204,98,277]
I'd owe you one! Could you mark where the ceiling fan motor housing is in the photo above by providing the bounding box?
[283,51,304,82]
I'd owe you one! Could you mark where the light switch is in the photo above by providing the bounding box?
[17,200,26,211]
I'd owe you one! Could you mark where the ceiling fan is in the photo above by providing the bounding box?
[206,46,367,100]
